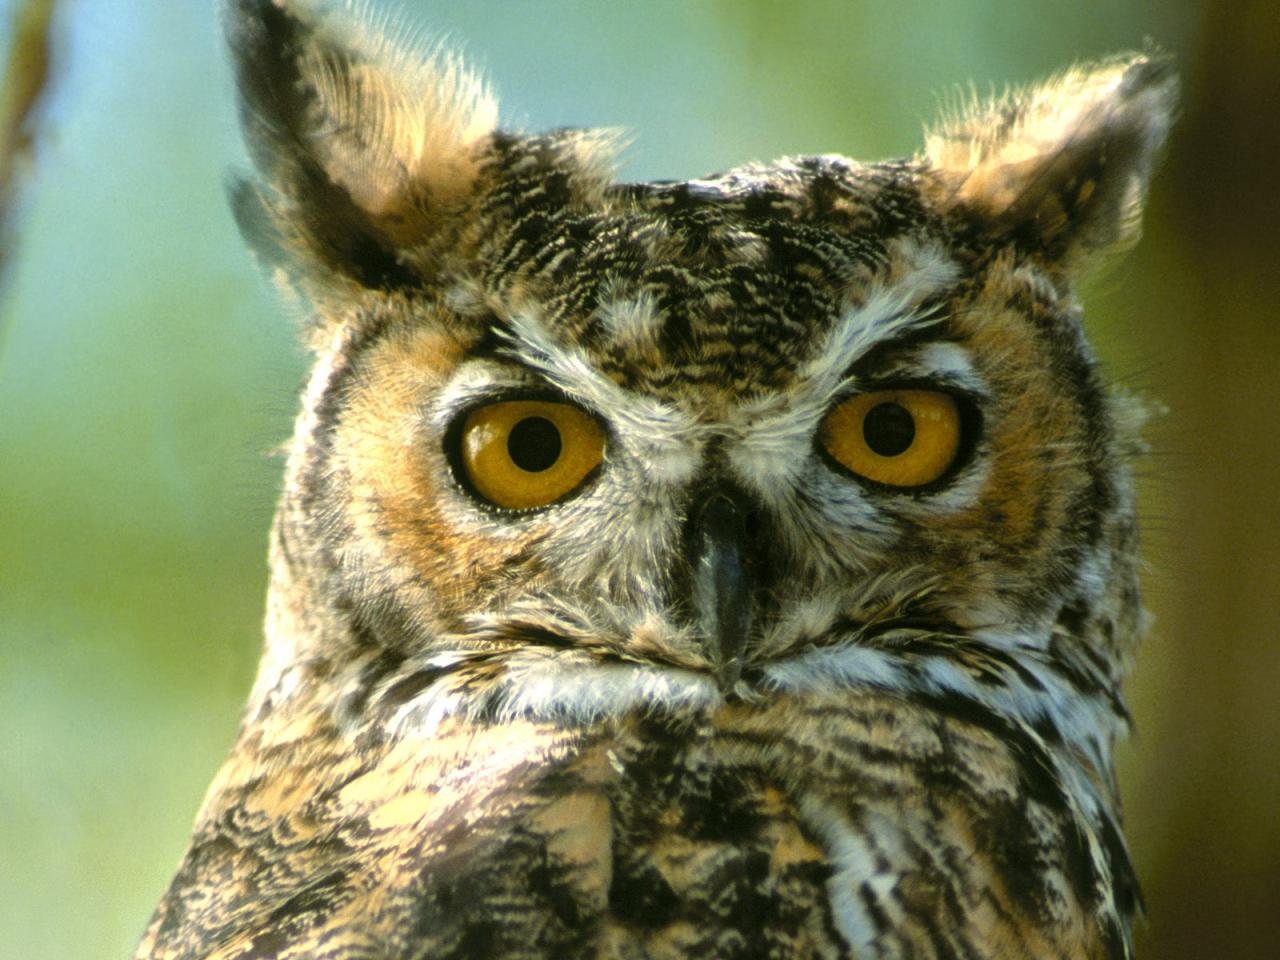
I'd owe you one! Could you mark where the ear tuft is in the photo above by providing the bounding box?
[924,52,1176,271]
[224,0,499,297]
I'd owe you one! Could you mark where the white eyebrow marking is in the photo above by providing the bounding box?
[894,341,979,383]
[799,241,961,399]
[727,245,961,485]
[497,304,707,482]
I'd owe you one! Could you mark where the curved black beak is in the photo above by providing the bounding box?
[689,489,755,692]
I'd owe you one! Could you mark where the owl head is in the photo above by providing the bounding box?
[226,1,1173,774]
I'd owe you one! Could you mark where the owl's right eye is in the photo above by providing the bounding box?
[819,388,966,488]
[455,399,605,510]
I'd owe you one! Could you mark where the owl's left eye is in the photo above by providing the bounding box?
[457,399,605,510]
[819,388,966,488]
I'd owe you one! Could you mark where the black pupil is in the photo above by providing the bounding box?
[862,402,916,457]
[507,416,562,472]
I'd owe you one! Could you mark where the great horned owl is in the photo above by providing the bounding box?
[136,1,1175,957]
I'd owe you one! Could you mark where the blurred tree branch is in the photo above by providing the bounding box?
[0,0,56,355]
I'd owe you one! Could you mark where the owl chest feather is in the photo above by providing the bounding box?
[142,675,1122,960]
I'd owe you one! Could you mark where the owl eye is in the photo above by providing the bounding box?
[820,389,964,488]
[458,399,605,509]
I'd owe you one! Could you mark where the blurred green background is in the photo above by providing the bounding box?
[1,1,1276,957]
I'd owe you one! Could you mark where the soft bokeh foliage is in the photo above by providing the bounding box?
[0,1,1274,957]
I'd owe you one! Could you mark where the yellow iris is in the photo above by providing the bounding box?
[820,389,963,488]
[460,400,605,509]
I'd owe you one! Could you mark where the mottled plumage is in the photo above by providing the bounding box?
[136,2,1174,957]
